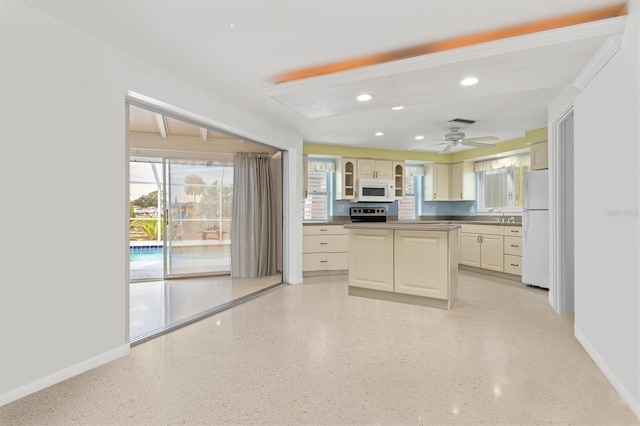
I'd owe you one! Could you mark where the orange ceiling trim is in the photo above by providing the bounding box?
[275,3,627,84]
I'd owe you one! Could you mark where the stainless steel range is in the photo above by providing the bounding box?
[349,206,387,222]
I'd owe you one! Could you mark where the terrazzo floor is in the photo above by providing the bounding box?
[130,274,283,339]
[1,270,638,425]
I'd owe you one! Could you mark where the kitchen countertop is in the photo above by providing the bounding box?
[304,219,521,227]
[344,222,460,231]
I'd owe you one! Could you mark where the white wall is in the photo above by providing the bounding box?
[572,0,639,417]
[0,0,303,404]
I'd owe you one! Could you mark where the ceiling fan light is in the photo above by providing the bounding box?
[391,106,404,111]
[414,135,424,140]
[374,131,384,136]
[459,77,479,86]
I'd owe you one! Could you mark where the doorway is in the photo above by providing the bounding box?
[551,107,575,314]
[127,102,284,342]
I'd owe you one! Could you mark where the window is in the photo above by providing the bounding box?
[476,155,530,213]
[397,164,424,220]
[303,158,335,221]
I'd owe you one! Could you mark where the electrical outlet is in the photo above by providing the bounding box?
[431,206,437,213]
[468,205,474,213]
[337,204,345,212]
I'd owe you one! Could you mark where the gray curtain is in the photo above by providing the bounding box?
[231,152,277,277]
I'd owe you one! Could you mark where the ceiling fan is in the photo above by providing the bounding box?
[426,127,499,154]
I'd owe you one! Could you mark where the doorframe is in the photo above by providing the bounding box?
[549,105,575,314]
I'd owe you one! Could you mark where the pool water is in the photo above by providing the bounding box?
[130,247,163,263]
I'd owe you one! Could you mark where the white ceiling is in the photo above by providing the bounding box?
[21,0,628,153]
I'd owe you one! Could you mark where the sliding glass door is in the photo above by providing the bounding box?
[165,158,233,277]
[129,157,233,280]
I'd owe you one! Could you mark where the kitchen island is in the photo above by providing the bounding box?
[344,222,460,310]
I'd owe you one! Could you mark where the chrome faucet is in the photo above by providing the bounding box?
[489,207,505,222]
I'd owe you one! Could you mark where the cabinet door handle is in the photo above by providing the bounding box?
[460,192,463,199]
[511,229,518,233]
[480,235,484,243]
[433,192,436,199]
[510,244,519,248]
[320,228,327,232]
[511,263,519,267]
[320,242,328,245]
[320,260,328,263]
[477,235,480,243]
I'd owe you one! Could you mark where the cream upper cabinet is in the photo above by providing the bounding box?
[336,157,357,200]
[424,163,450,201]
[357,159,393,180]
[530,141,548,170]
[450,162,476,200]
[393,161,405,199]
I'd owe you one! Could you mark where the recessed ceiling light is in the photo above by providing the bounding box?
[229,24,235,28]
[356,93,373,102]
[391,106,404,111]
[460,77,479,86]
[415,135,425,140]
[374,131,384,136]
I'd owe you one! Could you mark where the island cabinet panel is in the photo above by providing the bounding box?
[394,231,448,299]
[348,229,394,291]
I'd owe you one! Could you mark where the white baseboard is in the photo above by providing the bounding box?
[575,326,640,421]
[0,343,130,407]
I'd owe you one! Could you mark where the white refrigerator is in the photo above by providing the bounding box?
[522,169,549,289]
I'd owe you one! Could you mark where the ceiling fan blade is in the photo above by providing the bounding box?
[464,136,498,142]
[462,140,496,148]
[408,142,447,151]
[439,144,454,154]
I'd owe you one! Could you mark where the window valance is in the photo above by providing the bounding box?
[307,158,336,173]
[405,164,425,176]
[474,155,530,172]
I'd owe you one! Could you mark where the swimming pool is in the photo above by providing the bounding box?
[130,246,163,263]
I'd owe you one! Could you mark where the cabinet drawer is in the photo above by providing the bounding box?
[460,224,503,235]
[504,255,522,275]
[303,234,348,253]
[504,226,522,236]
[302,252,348,272]
[504,236,522,256]
[303,225,346,236]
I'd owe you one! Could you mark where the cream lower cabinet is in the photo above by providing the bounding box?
[503,226,522,275]
[459,224,504,272]
[394,230,448,299]
[460,232,481,267]
[303,225,349,275]
[348,229,394,291]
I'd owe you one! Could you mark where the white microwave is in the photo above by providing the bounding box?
[357,178,395,202]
